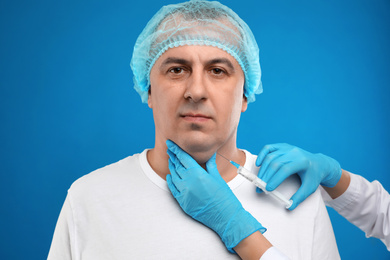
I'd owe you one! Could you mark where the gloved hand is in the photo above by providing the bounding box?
[166,140,266,253]
[256,143,342,210]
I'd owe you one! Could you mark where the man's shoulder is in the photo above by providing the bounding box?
[68,151,145,195]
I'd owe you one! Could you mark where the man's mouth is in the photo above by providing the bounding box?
[181,113,212,123]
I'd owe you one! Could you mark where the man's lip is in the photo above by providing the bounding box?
[181,113,212,122]
[182,113,211,118]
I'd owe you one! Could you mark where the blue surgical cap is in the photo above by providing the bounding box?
[130,0,262,103]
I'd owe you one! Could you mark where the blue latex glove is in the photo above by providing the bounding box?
[166,140,266,253]
[256,143,342,211]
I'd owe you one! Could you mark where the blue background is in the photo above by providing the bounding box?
[1,0,389,259]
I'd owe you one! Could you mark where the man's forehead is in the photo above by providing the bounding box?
[156,45,240,67]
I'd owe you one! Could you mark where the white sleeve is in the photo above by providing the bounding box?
[47,195,75,260]
[324,172,390,250]
[259,247,291,260]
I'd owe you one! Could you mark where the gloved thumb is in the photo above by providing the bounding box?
[288,180,316,211]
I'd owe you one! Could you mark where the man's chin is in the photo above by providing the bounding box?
[173,138,218,164]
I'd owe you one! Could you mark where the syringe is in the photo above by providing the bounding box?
[217,153,293,209]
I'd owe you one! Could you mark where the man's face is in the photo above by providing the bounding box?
[148,45,247,161]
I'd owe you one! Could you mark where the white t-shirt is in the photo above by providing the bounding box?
[48,150,340,260]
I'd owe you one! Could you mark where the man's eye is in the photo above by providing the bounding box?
[211,68,225,75]
[169,67,184,74]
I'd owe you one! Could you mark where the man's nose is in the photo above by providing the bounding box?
[184,69,208,103]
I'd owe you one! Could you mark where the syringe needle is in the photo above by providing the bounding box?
[217,153,230,162]
[217,153,241,168]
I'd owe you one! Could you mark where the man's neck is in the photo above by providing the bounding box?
[146,143,246,183]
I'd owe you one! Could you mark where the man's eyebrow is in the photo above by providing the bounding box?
[206,58,235,71]
[160,57,236,71]
[161,57,190,67]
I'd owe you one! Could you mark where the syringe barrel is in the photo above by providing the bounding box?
[237,166,292,209]
[267,190,293,209]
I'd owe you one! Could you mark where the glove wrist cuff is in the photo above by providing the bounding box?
[221,209,266,253]
[321,156,342,187]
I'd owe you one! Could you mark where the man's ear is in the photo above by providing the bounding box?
[241,95,248,112]
[147,87,152,108]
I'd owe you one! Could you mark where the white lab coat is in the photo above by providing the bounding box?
[324,172,390,250]
[263,172,390,260]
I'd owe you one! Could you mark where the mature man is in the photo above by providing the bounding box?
[48,1,340,259]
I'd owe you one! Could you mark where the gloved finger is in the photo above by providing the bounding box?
[167,144,184,167]
[168,157,182,180]
[256,143,284,167]
[206,153,221,178]
[167,149,184,173]
[257,150,284,180]
[168,158,188,192]
[167,146,194,179]
[288,179,317,211]
[260,154,290,185]
[264,157,308,191]
[167,149,176,162]
[166,140,198,169]
[166,174,180,198]
[171,156,191,182]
